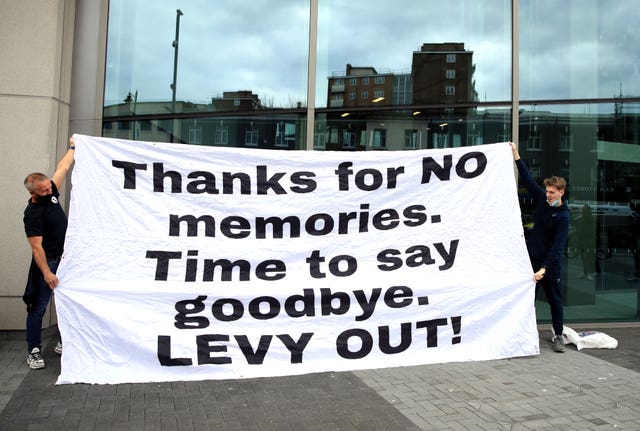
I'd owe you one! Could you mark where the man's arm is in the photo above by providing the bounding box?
[509,141,520,161]
[512,142,547,282]
[27,236,58,289]
[510,142,544,201]
[51,136,76,188]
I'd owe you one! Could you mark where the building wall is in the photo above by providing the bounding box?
[0,0,77,329]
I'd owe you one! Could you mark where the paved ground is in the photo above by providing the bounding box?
[0,325,638,430]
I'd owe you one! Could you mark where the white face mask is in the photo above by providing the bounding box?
[548,198,561,207]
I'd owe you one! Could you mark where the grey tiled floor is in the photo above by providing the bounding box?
[1,325,639,430]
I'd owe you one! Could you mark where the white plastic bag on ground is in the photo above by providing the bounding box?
[551,325,618,350]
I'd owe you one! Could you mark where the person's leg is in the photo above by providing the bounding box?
[54,301,62,354]
[587,247,596,276]
[26,280,52,352]
[26,257,59,352]
[541,275,565,351]
[25,279,51,369]
[581,248,596,279]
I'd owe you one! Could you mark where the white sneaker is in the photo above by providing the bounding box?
[27,347,46,369]
[54,342,63,355]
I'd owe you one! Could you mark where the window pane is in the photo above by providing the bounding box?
[104,0,310,148]
[517,102,640,321]
[313,107,511,151]
[102,114,306,150]
[317,0,512,108]
[520,0,640,100]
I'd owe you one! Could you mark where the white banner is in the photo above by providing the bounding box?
[55,135,538,385]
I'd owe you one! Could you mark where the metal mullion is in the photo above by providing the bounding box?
[306,0,319,150]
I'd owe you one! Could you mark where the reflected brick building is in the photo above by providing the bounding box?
[327,65,394,108]
[412,42,477,105]
[327,42,476,110]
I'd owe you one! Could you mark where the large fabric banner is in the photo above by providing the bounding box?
[55,135,538,385]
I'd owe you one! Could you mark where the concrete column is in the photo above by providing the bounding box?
[0,0,76,329]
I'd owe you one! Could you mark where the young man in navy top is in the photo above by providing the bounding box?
[510,142,570,352]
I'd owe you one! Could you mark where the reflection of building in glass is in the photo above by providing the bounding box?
[327,43,476,109]
[322,43,477,151]
[212,91,264,111]
[108,40,482,152]
[392,74,413,105]
[516,106,640,282]
[517,106,640,204]
[103,89,304,149]
[327,65,395,108]
[412,43,477,105]
[103,97,303,150]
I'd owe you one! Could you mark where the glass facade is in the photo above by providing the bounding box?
[102,0,640,322]
[520,0,640,100]
[518,102,640,322]
[104,0,310,147]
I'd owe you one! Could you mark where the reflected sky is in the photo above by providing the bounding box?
[520,0,640,100]
[105,0,310,107]
[104,0,640,108]
[317,0,511,105]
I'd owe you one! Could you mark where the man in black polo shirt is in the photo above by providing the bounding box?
[23,137,75,369]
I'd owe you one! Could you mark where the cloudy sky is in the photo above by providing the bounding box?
[104,0,640,108]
